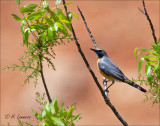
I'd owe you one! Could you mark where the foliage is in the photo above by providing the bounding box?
[3,0,81,125]
[19,95,81,126]
[134,38,160,105]
[2,0,78,86]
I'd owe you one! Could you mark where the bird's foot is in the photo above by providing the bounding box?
[104,88,109,93]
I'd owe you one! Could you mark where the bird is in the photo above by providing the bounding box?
[90,48,147,92]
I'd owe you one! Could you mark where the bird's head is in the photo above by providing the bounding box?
[90,48,108,58]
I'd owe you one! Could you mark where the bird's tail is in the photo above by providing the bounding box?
[125,79,147,92]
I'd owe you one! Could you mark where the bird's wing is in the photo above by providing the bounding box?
[98,57,127,82]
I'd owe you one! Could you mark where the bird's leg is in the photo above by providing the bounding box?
[105,80,115,92]
[103,77,109,93]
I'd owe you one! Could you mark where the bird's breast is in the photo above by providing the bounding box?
[97,58,115,80]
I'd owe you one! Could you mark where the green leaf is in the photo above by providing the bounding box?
[134,48,138,56]
[143,54,153,58]
[27,12,44,21]
[157,37,160,44]
[50,101,55,115]
[40,24,49,30]
[20,20,25,35]
[68,12,72,19]
[53,117,64,126]
[42,122,49,126]
[45,17,54,26]
[55,0,61,6]
[45,102,50,111]
[20,4,38,13]
[54,98,59,113]
[60,103,65,117]
[64,2,73,6]
[41,32,46,44]
[145,64,151,76]
[138,57,144,73]
[150,57,158,61]
[152,43,160,51]
[54,22,58,32]
[54,22,69,36]
[140,48,150,52]
[136,51,140,58]
[147,73,153,82]
[59,24,69,36]
[73,114,81,122]
[66,105,75,120]
[48,27,53,41]
[43,0,49,10]
[34,112,38,117]
[11,14,22,21]
[60,20,70,24]
[27,24,40,30]
[59,13,67,21]
[71,12,79,19]
[61,20,72,31]
[16,0,21,5]
[57,22,64,29]
[154,63,160,78]
[28,24,49,31]
[144,58,150,63]
[42,109,47,119]
[50,11,59,22]
[56,8,63,15]
[34,112,42,121]
[23,29,30,46]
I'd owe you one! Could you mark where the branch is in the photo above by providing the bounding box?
[77,6,128,126]
[103,78,128,126]
[77,6,98,49]
[62,0,104,97]
[39,56,52,103]
[62,0,128,125]
[138,0,157,44]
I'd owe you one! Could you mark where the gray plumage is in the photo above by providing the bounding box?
[90,48,147,92]
[98,56,128,82]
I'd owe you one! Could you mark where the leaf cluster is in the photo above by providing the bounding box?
[134,38,160,105]
[19,98,81,126]
[3,0,78,86]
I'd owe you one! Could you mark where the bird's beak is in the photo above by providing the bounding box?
[90,48,97,52]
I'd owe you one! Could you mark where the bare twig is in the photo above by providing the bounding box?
[138,0,157,44]
[62,0,104,98]
[77,6,98,49]
[39,56,52,103]
[77,5,128,126]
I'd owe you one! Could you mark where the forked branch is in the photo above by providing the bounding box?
[62,0,128,125]
[77,6,128,126]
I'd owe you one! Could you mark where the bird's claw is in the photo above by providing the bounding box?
[104,88,109,93]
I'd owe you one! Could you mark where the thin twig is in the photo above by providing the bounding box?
[62,0,103,96]
[39,56,52,103]
[18,4,52,103]
[77,6,98,49]
[77,5,128,126]
[138,0,157,44]
[62,0,128,125]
